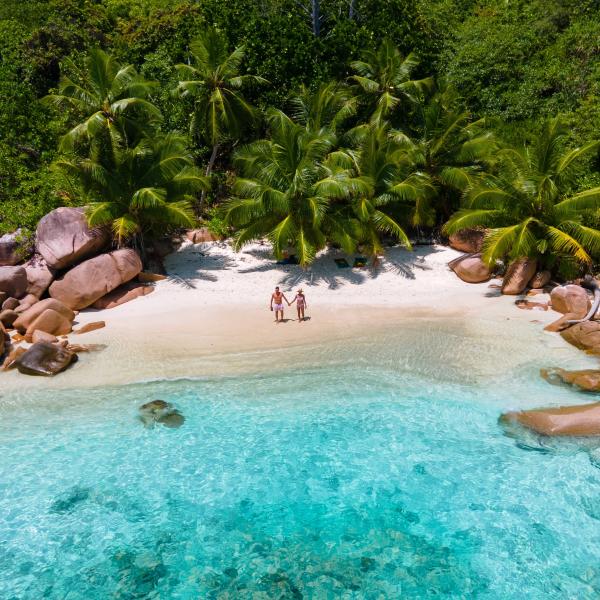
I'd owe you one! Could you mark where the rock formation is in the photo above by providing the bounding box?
[0,266,27,298]
[541,367,600,392]
[501,258,537,295]
[15,341,77,376]
[49,249,142,309]
[448,229,485,254]
[450,254,492,283]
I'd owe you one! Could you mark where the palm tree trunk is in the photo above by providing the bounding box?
[199,143,219,213]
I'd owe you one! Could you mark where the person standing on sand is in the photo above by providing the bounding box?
[290,289,308,323]
[270,286,290,323]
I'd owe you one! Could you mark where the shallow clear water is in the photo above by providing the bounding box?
[2,321,600,599]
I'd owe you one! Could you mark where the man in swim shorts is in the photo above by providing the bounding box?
[270,286,290,323]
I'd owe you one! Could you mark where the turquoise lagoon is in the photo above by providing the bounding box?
[2,317,600,599]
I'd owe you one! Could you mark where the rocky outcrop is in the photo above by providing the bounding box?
[0,266,27,298]
[13,298,75,333]
[451,254,491,283]
[541,367,600,392]
[2,297,19,311]
[0,321,6,356]
[0,230,28,266]
[15,341,76,376]
[515,299,548,311]
[528,270,551,289]
[49,249,142,310]
[501,402,600,436]
[501,258,537,295]
[74,321,105,335]
[550,284,590,317]
[15,294,39,314]
[32,330,58,344]
[36,207,108,270]
[25,308,72,341]
[448,229,485,254]
[186,227,220,244]
[24,254,55,298]
[92,283,154,309]
[560,321,600,354]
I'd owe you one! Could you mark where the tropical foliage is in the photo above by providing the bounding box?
[444,118,600,272]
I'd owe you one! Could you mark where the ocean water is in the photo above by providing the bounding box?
[2,320,600,599]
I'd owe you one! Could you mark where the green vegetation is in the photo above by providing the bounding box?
[1,0,599,276]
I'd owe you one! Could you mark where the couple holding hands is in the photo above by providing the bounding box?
[270,287,308,323]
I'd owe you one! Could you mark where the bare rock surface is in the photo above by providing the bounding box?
[561,321,600,353]
[448,229,485,254]
[36,207,108,270]
[451,254,491,283]
[15,341,76,376]
[0,229,28,266]
[550,284,590,317]
[49,249,142,310]
[24,254,55,298]
[186,227,220,244]
[2,345,25,370]
[92,283,154,309]
[2,297,19,311]
[74,321,105,335]
[0,266,27,298]
[529,270,551,289]
[25,308,72,341]
[32,330,59,344]
[541,367,600,392]
[502,258,537,295]
[13,298,75,333]
[0,309,18,327]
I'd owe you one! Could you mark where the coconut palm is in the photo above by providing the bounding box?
[349,39,433,125]
[224,109,350,266]
[289,81,357,134]
[317,123,435,256]
[54,134,208,251]
[175,28,267,179]
[444,118,600,271]
[394,84,497,223]
[42,48,161,155]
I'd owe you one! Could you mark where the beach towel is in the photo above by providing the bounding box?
[353,256,368,268]
[334,258,350,268]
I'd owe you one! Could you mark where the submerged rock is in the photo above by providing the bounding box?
[501,402,600,436]
[50,486,91,514]
[139,400,185,428]
[541,367,600,392]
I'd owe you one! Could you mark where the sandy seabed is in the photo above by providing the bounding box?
[1,242,595,391]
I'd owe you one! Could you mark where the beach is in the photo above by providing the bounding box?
[2,241,592,391]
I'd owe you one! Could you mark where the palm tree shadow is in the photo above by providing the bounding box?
[165,244,237,283]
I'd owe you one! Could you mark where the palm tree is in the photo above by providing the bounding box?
[289,81,357,134]
[175,28,268,183]
[349,39,433,125]
[224,109,349,266]
[317,124,435,257]
[444,118,600,273]
[54,134,208,253]
[42,48,161,155]
[395,84,497,222]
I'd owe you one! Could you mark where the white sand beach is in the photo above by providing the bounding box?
[2,241,593,390]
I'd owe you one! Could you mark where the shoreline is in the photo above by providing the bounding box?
[2,242,596,392]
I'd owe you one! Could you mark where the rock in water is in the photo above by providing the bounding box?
[0,266,27,298]
[49,249,142,310]
[501,402,600,436]
[139,400,185,428]
[448,229,485,253]
[561,321,600,353]
[13,298,75,332]
[501,258,537,295]
[451,255,491,283]
[15,342,76,376]
[541,367,600,392]
[92,283,154,309]
[36,207,108,270]
[550,284,590,317]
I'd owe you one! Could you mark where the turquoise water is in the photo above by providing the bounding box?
[2,324,600,598]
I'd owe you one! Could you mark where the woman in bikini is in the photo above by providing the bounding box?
[290,289,308,323]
